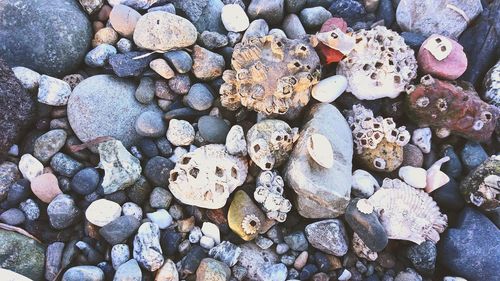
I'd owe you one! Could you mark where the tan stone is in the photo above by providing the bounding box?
[109,4,141,38]
[92,27,119,47]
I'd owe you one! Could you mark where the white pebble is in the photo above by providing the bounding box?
[225,125,247,156]
[169,147,188,163]
[146,209,173,229]
[189,226,203,243]
[202,222,221,244]
[338,269,352,281]
[412,127,432,154]
[398,166,427,188]
[122,202,143,220]
[18,154,44,181]
[166,119,195,146]
[37,75,72,106]
[111,244,130,269]
[85,199,122,227]
[12,66,40,91]
[8,145,19,156]
[200,235,215,249]
[312,75,348,103]
[221,4,249,32]
[352,169,378,198]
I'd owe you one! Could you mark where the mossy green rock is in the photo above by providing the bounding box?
[0,229,45,280]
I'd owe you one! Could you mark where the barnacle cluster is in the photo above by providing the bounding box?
[254,170,292,222]
[220,34,321,115]
[346,104,410,172]
[460,155,500,212]
[337,26,417,100]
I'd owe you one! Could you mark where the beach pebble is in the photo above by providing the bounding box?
[184,83,214,111]
[85,44,116,67]
[282,13,306,39]
[38,75,72,106]
[71,167,100,195]
[85,199,122,227]
[150,187,173,209]
[135,77,155,104]
[299,6,332,30]
[164,50,193,74]
[221,4,249,32]
[351,169,378,198]
[225,125,247,156]
[30,173,62,203]
[12,66,40,91]
[147,209,173,229]
[133,222,164,271]
[20,198,40,220]
[99,215,141,245]
[50,152,83,177]
[398,166,427,189]
[114,259,141,280]
[198,115,230,144]
[192,45,225,81]
[122,202,143,221]
[117,38,133,53]
[200,236,216,249]
[305,219,349,256]
[92,27,118,47]
[109,4,141,38]
[202,222,221,244]
[0,208,25,225]
[196,258,231,281]
[167,119,195,146]
[247,0,285,26]
[412,128,432,154]
[312,75,348,103]
[47,194,81,229]
[418,35,468,80]
[200,31,228,49]
[135,111,166,138]
[19,154,43,181]
[62,266,104,281]
[150,58,175,79]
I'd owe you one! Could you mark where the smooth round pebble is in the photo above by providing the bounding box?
[135,111,167,137]
[198,115,230,144]
[312,75,348,103]
[71,167,100,195]
[184,83,214,111]
[122,202,143,220]
[146,209,173,229]
[19,154,43,181]
[163,50,192,74]
[166,119,195,146]
[84,44,117,67]
[221,4,250,32]
[0,208,26,225]
[85,199,122,227]
[30,173,62,203]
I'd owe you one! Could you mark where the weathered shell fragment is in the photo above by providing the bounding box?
[337,26,417,100]
[168,144,248,209]
[460,155,500,212]
[425,157,450,193]
[220,34,321,115]
[306,133,334,168]
[367,178,448,244]
[346,104,410,172]
[254,170,292,222]
[246,119,298,170]
[483,59,500,108]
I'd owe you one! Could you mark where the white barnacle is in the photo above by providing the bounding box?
[416,96,430,108]
[356,199,374,214]
[435,127,451,138]
[373,157,387,170]
[473,120,484,131]
[436,98,448,111]
[241,214,261,235]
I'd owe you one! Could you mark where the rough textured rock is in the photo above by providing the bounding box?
[0,162,20,201]
[68,75,162,149]
[0,0,92,76]
[483,59,500,107]
[0,229,45,280]
[192,45,225,81]
[133,222,164,271]
[0,59,35,157]
[99,215,141,245]
[305,219,349,256]
[236,242,278,280]
[196,258,231,281]
[284,103,352,218]
[47,194,81,229]
[459,155,499,212]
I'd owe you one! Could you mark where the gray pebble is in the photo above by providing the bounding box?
[255,235,274,249]
[111,244,130,270]
[62,266,104,281]
[148,3,176,14]
[20,198,40,220]
[227,31,242,47]
[299,6,332,30]
[198,115,230,144]
[135,111,167,137]
[135,77,155,104]
[284,231,309,251]
[116,38,133,53]
[47,194,81,229]
[286,0,307,13]
[84,44,117,67]
[184,83,214,111]
[150,187,173,209]
[168,74,191,95]
[164,50,193,74]
[114,259,142,280]
[33,129,67,163]
[242,19,269,41]
[0,208,25,225]
[460,141,488,171]
[200,31,228,49]
[50,152,84,177]
[283,14,306,39]
[247,0,285,26]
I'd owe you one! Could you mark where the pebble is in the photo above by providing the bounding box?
[460,141,488,171]
[150,58,174,80]
[133,222,164,271]
[168,74,191,95]
[412,128,431,154]
[109,51,153,77]
[111,244,130,269]
[200,31,228,49]
[202,222,221,244]
[402,144,424,168]
[255,235,273,249]
[37,75,72,106]
[198,115,230,144]
[247,0,285,26]
[276,243,289,255]
[221,4,249,32]
[30,173,62,203]
[92,27,118,47]
[99,215,141,245]
[351,169,378,198]
[62,266,104,281]
[84,44,117,67]
[0,208,25,225]
[208,241,241,267]
[300,264,318,280]
[282,14,306,39]
[192,45,225,81]
[299,7,332,30]
[184,83,214,111]
[200,236,216,249]
[1,179,29,209]
[18,154,43,181]
[417,35,467,80]
[256,263,287,281]
[144,156,175,186]
[294,251,308,270]
[441,145,462,179]
[150,187,173,209]
[164,50,193,74]
[114,259,142,281]
[431,178,465,211]
[406,241,437,275]
[50,152,83,177]
[116,38,133,53]
[305,219,349,256]
[225,125,247,156]
[311,75,348,103]
[394,268,422,281]
[135,111,166,138]
[196,258,231,281]
[161,230,182,256]
[47,194,81,229]
[338,269,352,281]
[181,245,207,276]
[169,146,188,163]
[147,209,173,229]
[189,226,203,243]
[155,259,179,281]
[376,0,394,26]
[167,119,196,146]
[0,162,20,201]
[346,198,388,252]
[71,167,100,195]
[284,231,309,251]
[19,198,40,220]
[398,166,427,189]
[45,241,64,281]
[109,4,141,38]
[12,66,40,91]
[328,0,366,25]
[85,199,122,227]
[122,202,143,220]
[243,19,269,41]
[135,77,155,104]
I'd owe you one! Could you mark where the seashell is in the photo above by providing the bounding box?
[367,178,448,244]
[425,156,450,193]
[241,214,261,235]
[307,133,334,168]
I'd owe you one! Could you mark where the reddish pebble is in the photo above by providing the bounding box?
[31,173,62,203]
[109,4,142,38]
[317,18,349,64]
[97,4,112,22]
[417,34,467,80]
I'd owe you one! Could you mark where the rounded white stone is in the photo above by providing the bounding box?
[189,226,203,243]
[312,75,348,103]
[166,119,195,146]
[19,154,44,181]
[146,209,173,229]
[398,166,427,188]
[85,199,122,227]
[111,244,130,269]
[12,66,41,91]
[352,169,379,198]
[201,222,220,244]
[200,235,215,249]
[122,202,143,220]
[221,4,249,32]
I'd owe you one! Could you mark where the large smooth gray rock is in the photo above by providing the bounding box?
[284,103,352,218]
[68,75,162,148]
[0,0,92,76]
[0,229,45,280]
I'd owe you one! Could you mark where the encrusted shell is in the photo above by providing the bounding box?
[254,170,291,222]
[307,133,334,168]
[220,34,321,115]
[367,178,448,244]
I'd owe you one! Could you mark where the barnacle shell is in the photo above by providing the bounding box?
[460,155,500,212]
[337,26,417,100]
[168,144,248,209]
[367,178,448,244]
[254,170,291,222]
[220,34,321,115]
[307,133,334,168]
[241,214,261,235]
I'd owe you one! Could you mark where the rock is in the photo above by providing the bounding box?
[305,219,349,256]
[92,27,119,47]
[208,241,241,267]
[170,0,209,23]
[284,103,352,218]
[30,173,62,203]
[286,0,306,13]
[293,251,308,270]
[108,0,158,10]
[459,155,499,212]
[47,194,81,229]
[460,141,488,171]
[376,0,394,26]
[256,263,287,281]
[221,4,249,32]
[133,11,197,51]
[236,242,278,280]
[19,199,40,220]
[417,35,467,80]
[198,116,231,144]
[33,129,67,163]
[242,19,269,41]
[396,0,483,38]
[401,32,427,52]
[0,229,45,280]
[299,7,332,30]
[122,202,143,220]
[0,208,25,225]
[412,128,431,154]
[150,187,173,209]
[184,84,214,111]
[282,14,306,39]
[402,144,424,168]
[50,153,84,177]
[18,154,43,181]
[284,231,308,251]
[0,162,20,200]
[109,4,141,38]
[192,45,225,81]
[86,199,122,227]
[225,125,247,156]
[247,0,285,26]
[45,242,65,281]
[135,77,155,104]
[133,222,164,271]
[431,178,465,211]
[328,0,366,25]
[168,74,192,95]
[147,209,173,229]
[135,111,167,137]
[406,241,437,275]
[200,31,228,50]
[155,259,179,281]
[202,222,221,244]
[167,119,195,146]
[0,0,92,76]
[99,215,141,245]
[85,44,117,67]
[71,167,100,195]
[62,266,104,281]
[150,58,175,79]
[114,259,141,281]
[394,268,422,281]
[196,258,231,281]
[111,244,130,269]
[11,66,40,91]
[351,170,378,198]
[109,51,153,77]
[68,75,162,148]
[164,50,193,74]
[148,3,175,13]
[316,18,349,64]
[228,191,267,241]
[311,75,348,103]
[190,0,225,33]
[1,179,29,209]
[398,166,427,189]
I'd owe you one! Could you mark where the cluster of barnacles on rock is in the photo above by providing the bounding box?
[253,170,292,222]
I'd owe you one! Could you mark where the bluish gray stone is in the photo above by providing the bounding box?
[184,83,214,111]
[109,51,154,77]
[198,116,230,144]
[50,152,84,177]
[460,141,488,171]
[284,231,308,251]
[84,44,117,67]
[248,0,285,26]
[164,50,193,74]
[328,0,366,25]
[299,7,332,30]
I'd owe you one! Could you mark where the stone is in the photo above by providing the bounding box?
[114,259,142,281]
[109,4,141,38]
[98,140,142,194]
[33,129,66,163]
[282,14,306,39]
[293,251,308,270]
[200,236,216,249]
[412,128,432,154]
[406,241,437,275]
[150,59,175,79]
[351,169,378,198]
[417,35,467,80]
[376,0,394,26]
[247,0,285,26]
[196,258,231,281]
[85,199,122,227]
[133,12,197,51]
[192,45,225,81]
[108,0,158,10]
[0,162,20,201]
[305,219,349,256]
[284,103,352,218]
[170,0,209,23]
[482,59,500,108]
[122,202,143,220]
[352,233,378,261]
[256,263,287,281]
[394,268,422,281]
[221,4,249,32]
[0,179,29,209]
[45,242,64,281]
[311,75,348,103]
[228,191,267,241]
[155,259,179,281]
[284,231,308,251]
[0,0,92,76]
[111,244,130,269]
[190,0,225,33]
[202,222,221,244]
[431,178,465,211]
[147,209,173,229]
[184,84,214,111]
[150,187,173,209]
[85,44,117,67]
[30,173,62,203]
[62,266,104,281]
[117,38,133,53]
[396,0,483,38]
[299,7,332,30]
[18,154,43,181]
[168,74,191,95]
[398,166,427,189]
[164,50,193,74]
[148,3,175,13]
[12,66,40,91]
[135,77,155,104]
[135,111,167,138]
[109,51,153,77]
[209,241,242,267]
[47,194,81,229]
[167,119,195,146]
[71,167,100,195]
[402,144,424,168]
[99,215,141,245]
[225,125,247,156]
[19,199,40,220]
[328,0,366,25]
[242,19,269,41]
[198,116,231,144]
[180,245,208,276]
[133,222,164,271]
[401,32,427,52]
[0,208,25,225]
[50,153,84,177]
[200,31,228,50]
[460,141,488,171]
[92,27,119,47]
[316,18,349,64]
[236,242,278,280]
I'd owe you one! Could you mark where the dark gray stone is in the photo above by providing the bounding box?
[170,0,209,22]
[441,145,463,179]
[71,167,100,195]
[208,241,241,267]
[200,31,228,49]
[47,194,81,229]
[164,50,193,74]
[406,241,436,276]
[191,0,225,33]
[376,0,395,26]
[431,178,465,211]
[460,141,488,171]
[305,219,349,256]
[109,51,154,77]
[99,215,141,245]
[401,32,426,52]
[248,0,285,26]
[328,0,366,25]
[286,0,306,13]
[50,153,84,177]
[284,231,308,251]
[198,116,231,144]
[0,208,25,225]
[144,156,175,186]
[299,7,332,30]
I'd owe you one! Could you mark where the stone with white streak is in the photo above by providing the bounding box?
[12,66,40,91]
[351,169,378,198]
[412,128,432,154]
[38,75,72,106]
[133,222,164,271]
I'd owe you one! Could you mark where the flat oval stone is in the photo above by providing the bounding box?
[307,133,334,168]
[133,11,197,51]
[85,199,122,227]
[30,173,62,203]
[312,75,348,103]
